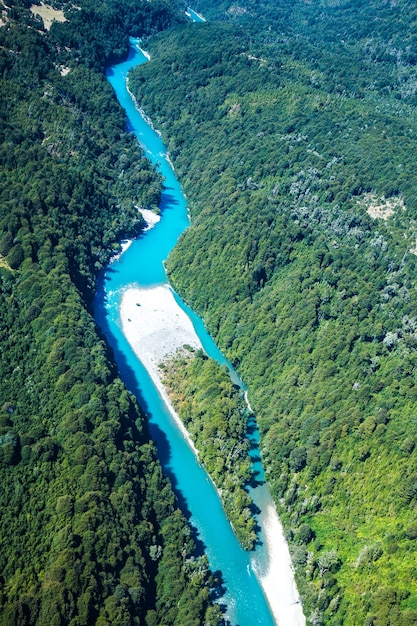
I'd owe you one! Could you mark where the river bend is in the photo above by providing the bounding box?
[94,36,304,626]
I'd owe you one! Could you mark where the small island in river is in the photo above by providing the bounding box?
[120,283,304,625]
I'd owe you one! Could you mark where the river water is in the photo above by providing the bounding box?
[94,37,302,626]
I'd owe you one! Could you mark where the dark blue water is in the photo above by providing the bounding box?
[94,39,276,626]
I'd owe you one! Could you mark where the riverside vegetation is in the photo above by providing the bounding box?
[160,348,257,551]
[128,1,417,624]
[0,1,224,624]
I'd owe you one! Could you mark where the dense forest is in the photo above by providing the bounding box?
[5,0,417,623]
[0,1,223,624]
[128,1,417,624]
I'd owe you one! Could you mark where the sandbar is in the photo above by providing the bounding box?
[111,210,160,262]
[251,486,305,625]
[120,284,201,455]
[138,207,160,230]
[120,283,305,625]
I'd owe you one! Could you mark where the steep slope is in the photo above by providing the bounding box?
[129,7,417,624]
[0,2,220,624]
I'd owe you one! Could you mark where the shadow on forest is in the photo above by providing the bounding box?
[94,271,209,562]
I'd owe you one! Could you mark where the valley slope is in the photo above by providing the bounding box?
[129,3,417,623]
[0,1,221,624]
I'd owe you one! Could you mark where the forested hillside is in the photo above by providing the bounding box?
[0,1,221,624]
[129,2,417,623]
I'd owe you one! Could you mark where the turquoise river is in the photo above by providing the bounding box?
[94,35,303,626]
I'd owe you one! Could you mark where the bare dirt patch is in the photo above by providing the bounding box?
[247,54,267,66]
[30,2,67,30]
[228,102,241,117]
[0,1,8,28]
[409,238,417,256]
[358,192,405,220]
[226,5,247,16]
[0,255,12,271]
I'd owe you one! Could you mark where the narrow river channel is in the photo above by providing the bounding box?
[94,36,304,626]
